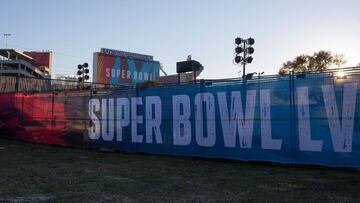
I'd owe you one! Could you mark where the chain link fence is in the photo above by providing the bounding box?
[1,67,359,94]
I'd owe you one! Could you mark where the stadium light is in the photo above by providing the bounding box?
[77,62,90,89]
[235,56,243,64]
[246,47,254,54]
[235,47,244,54]
[247,38,255,45]
[3,33,11,48]
[235,37,243,45]
[245,56,253,64]
[234,37,255,78]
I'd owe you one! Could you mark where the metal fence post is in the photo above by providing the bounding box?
[289,71,297,161]
[51,92,55,138]
[15,75,19,93]
[200,79,204,93]
[88,90,93,149]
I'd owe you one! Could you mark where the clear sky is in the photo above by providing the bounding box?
[1,0,359,79]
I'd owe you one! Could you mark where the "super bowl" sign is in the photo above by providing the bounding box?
[87,78,360,167]
[93,48,160,86]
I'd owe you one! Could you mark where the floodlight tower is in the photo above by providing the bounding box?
[3,33,11,48]
[234,37,255,78]
[77,62,89,89]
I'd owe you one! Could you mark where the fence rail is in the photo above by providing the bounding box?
[0,76,123,94]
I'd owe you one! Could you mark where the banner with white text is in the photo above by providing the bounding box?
[87,76,360,167]
[0,72,359,168]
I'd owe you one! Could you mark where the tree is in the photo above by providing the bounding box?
[278,51,346,75]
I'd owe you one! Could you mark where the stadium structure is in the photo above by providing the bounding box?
[0,49,52,79]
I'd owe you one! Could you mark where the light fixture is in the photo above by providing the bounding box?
[234,37,255,78]
[235,47,244,54]
[235,56,243,63]
[247,38,255,45]
[245,56,253,63]
[235,37,243,45]
[3,33,11,48]
[77,62,90,88]
[246,47,254,54]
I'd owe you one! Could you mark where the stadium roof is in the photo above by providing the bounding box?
[0,49,34,62]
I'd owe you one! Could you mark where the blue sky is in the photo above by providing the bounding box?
[1,0,359,79]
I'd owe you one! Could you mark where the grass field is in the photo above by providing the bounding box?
[0,138,359,202]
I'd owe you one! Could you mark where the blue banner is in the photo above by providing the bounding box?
[88,75,360,168]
